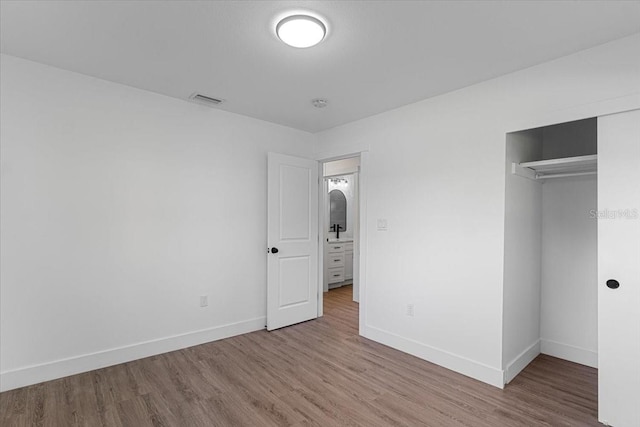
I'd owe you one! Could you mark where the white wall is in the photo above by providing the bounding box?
[314,34,640,387]
[502,130,543,383]
[540,177,598,366]
[540,119,598,368]
[0,54,314,391]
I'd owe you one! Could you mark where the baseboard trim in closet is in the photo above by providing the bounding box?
[541,339,597,368]
[363,325,505,388]
[0,316,266,392]
[504,340,541,385]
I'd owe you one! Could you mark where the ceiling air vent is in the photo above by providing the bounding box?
[189,93,224,107]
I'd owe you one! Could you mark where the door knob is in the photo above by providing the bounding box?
[606,279,620,289]
[270,247,279,254]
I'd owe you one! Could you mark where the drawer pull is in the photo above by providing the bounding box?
[334,259,340,262]
[333,274,340,277]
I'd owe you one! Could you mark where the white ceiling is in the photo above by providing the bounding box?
[1,1,639,133]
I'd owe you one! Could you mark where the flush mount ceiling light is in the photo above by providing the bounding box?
[311,98,328,108]
[276,14,326,48]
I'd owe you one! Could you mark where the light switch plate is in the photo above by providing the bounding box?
[200,295,208,307]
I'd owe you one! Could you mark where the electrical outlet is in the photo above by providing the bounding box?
[200,295,208,307]
[406,303,414,317]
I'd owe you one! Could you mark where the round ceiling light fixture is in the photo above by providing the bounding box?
[276,14,326,48]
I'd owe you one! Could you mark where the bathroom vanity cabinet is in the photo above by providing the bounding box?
[325,240,354,289]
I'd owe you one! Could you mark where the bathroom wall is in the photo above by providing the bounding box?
[327,174,355,239]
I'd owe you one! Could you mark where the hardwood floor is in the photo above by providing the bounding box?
[1,285,598,426]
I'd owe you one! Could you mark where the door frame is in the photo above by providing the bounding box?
[316,151,369,336]
[322,169,359,299]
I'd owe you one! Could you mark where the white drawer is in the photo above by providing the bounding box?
[345,242,354,251]
[328,267,344,284]
[328,254,345,267]
[328,243,345,253]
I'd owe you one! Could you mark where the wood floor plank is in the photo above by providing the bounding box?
[116,394,160,427]
[41,379,74,427]
[0,285,599,426]
[0,386,26,424]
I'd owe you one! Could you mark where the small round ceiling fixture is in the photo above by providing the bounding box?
[276,14,326,48]
[311,98,328,108]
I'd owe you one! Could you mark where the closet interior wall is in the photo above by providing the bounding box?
[540,120,598,368]
[503,118,598,382]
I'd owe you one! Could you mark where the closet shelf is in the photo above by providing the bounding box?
[512,154,597,180]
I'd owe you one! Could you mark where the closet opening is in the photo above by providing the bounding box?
[320,157,361,329]
[503,117,598,385]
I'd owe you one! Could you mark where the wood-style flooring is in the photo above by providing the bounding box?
[1,285,599,426]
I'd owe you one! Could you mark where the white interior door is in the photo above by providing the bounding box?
[597,109,640,427]
[267,153,318,331]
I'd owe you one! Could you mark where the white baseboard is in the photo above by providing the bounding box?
[504,340,541,384]
[541,339,598,368]
[363,325,504,389]
[0,317,266,392]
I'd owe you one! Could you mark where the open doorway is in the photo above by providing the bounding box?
[503,118,598,385]
[320,156,361,321]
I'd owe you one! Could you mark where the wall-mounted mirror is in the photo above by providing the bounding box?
[329,189,347,232]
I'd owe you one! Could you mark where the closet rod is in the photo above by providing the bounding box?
[537,171,597,180]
